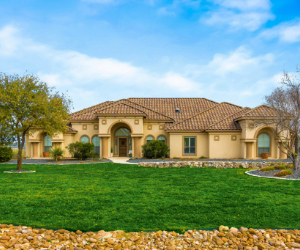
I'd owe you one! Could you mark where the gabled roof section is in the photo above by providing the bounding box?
[166,102,244,131]
[96,99,174,121]
[129,98,218,123]
[69,101,112,121]
[234,105,282,120]
[97,101,146,116]
[207,108,252,131]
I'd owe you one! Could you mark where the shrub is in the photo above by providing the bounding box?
[274,165,287,170]
[199,155,207,159]
[274,169,293,177]
[92,152,100,161]
[50,147,64,161]
[0,146,13,162]
[142,140,170,159]
[66,142,94,160]
[261,166,275,172]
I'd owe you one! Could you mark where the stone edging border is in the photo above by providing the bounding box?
[3,170,36,173]
[245,170,300,181]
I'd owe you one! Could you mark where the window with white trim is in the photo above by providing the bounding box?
[184,137,196,155]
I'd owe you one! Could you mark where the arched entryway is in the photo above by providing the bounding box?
[110,123,132,157]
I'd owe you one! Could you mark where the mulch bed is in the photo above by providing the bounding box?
[247,169,300,180]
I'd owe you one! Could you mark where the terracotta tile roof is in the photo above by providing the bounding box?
[69,101,112,121]
[234,105,282,120]
[69,98,280,132]
[97,101,146,115]
[166,102,244,131]
[129,98,217,123]
[207,108,252,131]
[95,99,174,121]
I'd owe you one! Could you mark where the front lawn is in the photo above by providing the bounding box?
[0,163,300,232]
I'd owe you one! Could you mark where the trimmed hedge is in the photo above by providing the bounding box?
[142,140,169,159]
[0,146,13,162]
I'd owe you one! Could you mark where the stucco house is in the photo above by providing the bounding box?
[25,98,288,159]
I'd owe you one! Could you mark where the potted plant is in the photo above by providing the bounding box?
[261,152,269,159]
[111,147,113,157]
[43,152,50,157]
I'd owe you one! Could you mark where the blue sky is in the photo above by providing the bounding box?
[0,0,299,111]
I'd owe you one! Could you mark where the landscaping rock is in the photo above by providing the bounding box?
[0,224,300,249]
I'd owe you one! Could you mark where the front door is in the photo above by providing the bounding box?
[119,138,127,156]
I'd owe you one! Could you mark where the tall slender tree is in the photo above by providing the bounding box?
[0,73,72,170]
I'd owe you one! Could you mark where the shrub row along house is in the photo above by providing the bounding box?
[25,98,288,159]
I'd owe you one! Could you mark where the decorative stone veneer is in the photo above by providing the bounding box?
[139,161,293,169]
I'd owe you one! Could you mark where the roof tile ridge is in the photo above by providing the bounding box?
[167,102,221,129]
[206,107,251,130]
[70,101,112,116]
[219,101,244,109]
[125,99,174,121]
[97,100,146,114]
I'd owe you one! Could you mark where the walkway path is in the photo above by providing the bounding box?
[109,157,136,164]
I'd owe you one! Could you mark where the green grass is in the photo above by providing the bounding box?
[0,163,300,232]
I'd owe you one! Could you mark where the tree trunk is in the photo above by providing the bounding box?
[16,133,26,171]
[294,137,299,171]
[17,137,22,171]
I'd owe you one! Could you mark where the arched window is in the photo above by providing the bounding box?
[258,133,270,155]
[115,128,131,136]
[157,135,166,144]
[146,135,154,143]
[81,135,89,143]
[44,135,52,152]
[92,136,100,154]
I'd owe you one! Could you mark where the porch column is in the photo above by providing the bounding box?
[246,142,253,159]
[99,135,110,158]
[133,137,142,158]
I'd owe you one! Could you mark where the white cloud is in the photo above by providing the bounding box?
[160,73,200,92]
[204,0,274,31]
[214,0,270,11]
[0,25,203,110]
[0,25,19,56]
[260,20,300,43]
[208,47,274,75]
[205,10,273,31]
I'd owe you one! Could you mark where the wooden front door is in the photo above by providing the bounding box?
[119,138,127,156]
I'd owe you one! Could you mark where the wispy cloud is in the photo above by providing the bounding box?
[0,25,202,110]
[203,0,274,31]
[0,25,19,56]
[260,19,300,43]
[207,46,274,75]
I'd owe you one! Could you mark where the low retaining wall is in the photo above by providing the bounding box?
[139,161,293,169]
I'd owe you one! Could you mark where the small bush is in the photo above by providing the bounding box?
[66,142,94,160]
[199,155,207,159]
[50,147,64,161]
[92,152,100,161]
[142,140,170,159]
[261,166,275,172]
[0,146,13,162]
[274,169,293,177]
[274,165,287,170]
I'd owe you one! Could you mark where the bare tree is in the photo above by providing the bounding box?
[263,68,300,170]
